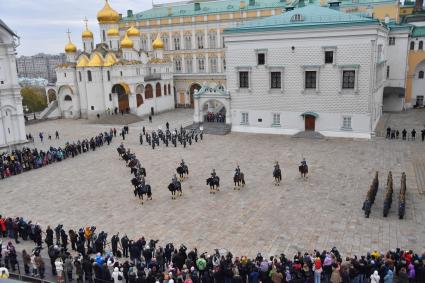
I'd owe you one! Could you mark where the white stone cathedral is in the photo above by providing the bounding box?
[0,19,26,148]
[51,0,175,119]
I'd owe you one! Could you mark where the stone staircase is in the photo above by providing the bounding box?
[185,122,231,135]
[292,131,325,139]
[39,100,59,119]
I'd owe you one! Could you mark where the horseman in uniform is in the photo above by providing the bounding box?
[172,174,179,188]
[211,169,217,179]
[180,159,186,170]
[235,164,241,177]
[301,158,307,167]
[274,161,280,172]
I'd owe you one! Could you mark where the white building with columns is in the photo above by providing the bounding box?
[49,1,174,120]
[0,19,26,148]
[223,4,389,139]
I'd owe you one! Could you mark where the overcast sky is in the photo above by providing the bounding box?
[1,0,179,56]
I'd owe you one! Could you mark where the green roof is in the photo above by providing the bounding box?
[121,0,398,21]
[225,5,378,33]
[412,26,425,37]
[122,0,287,21]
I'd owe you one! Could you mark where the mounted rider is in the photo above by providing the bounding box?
[172,174,179,187]
[180,159,186,170]
[140,175,145,187]
[300,158,307,167]
[235,164,241,177]
[274,161,280,172]
[211,169,217,180]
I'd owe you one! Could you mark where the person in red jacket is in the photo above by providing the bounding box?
[0,216,6,237]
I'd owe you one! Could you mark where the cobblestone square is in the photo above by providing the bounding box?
[1,109,425,257]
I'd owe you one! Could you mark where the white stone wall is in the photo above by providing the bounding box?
[0,25,26,147]
[386,29,409,88]
[412,60,425,106]
[225,25,387,138]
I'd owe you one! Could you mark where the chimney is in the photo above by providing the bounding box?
[415,0,423,12]
[329,1,341,10]
[194,2,201,11]
[127,10,133,17]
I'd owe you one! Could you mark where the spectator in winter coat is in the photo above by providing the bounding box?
[112,267,124,283]
[370,270,380,283]
[383,268,393,283]
[330,263,341,283]
[408,263,415,283]
[398,267,409,283]
[55,257,64,283]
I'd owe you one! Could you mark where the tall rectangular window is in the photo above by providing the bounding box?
[197,34,204,49]
[184,35,191,50]
[272,113,280,125]
[107,71,110,81]
[342,70,355,89]
[389,37,395,46]
[87,70,92,82]
[209,33,216,49]
[185,57,193,73]
[342,116,352,129]
[257,53,265,65]
[305,71,316,89]
[270,72,281,89]
[239,71,249,88]
[198,58,205,72]
[78,71,82,82]
[210,57,217,73]
[241,112,249,124]
[325,51,333,64]
[174,37,180,50]
[386,66,390,79]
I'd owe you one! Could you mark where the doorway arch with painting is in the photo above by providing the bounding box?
[189,83,201,108]
[112,83,130,113]
[301,112,318,131]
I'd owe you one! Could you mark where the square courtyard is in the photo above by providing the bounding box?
[1,109,425,257]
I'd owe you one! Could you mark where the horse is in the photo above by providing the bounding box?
[176,165,189,181]
[233,172,245,190]
[117,147,125,157]
[168,181,182,199]
[206,176,220,194]
[299,164,308,179]
[133,184,152,205]
[273,168,282,186]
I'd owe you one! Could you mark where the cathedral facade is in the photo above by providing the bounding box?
[52,1,174,119]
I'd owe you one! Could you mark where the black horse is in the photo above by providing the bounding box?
[273,168,282,186]
[133,184,152,205]
[206,176,220,194]
[233,172,245,190]
[176,165,189,181]
[168,181,182,199]
[299,164,308,179]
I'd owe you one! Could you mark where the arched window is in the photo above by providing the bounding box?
[156,82,162,97]
[164,84,167,95]
[87,70,92,82]
[419,71,424,79]
[410,41,415,50]
[64,95,72,101]
[420,41,423,50]
[136,94,143,107]
[145,84,153,99]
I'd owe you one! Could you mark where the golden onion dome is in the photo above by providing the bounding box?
[152,34,164,50]
[104,53,117,67]
[107,28,119,37]
[126,26,140,37]
[76,55,90,68]
[65,41,77,53]
[97,0,120,24]
[82,29,93,39]
[88,52,104,67]
[120,34,133,49]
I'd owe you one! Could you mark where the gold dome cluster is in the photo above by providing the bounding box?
[120,34,134,49]
[127,26,140,37]
[97,0,119,24]
[107,28,119,37]
[152,34,164,50]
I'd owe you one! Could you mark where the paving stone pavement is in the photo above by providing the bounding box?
[1,109,425,259]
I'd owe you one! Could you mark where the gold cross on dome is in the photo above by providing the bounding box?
[83,17,88,29]
[66,29,71,41]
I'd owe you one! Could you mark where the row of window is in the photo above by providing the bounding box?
[139,32,224,51]
[238,69,356,90]
[174,57,225,73]
[410,41,424,51]
[256,50,335,66]
[239,112,352,129]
